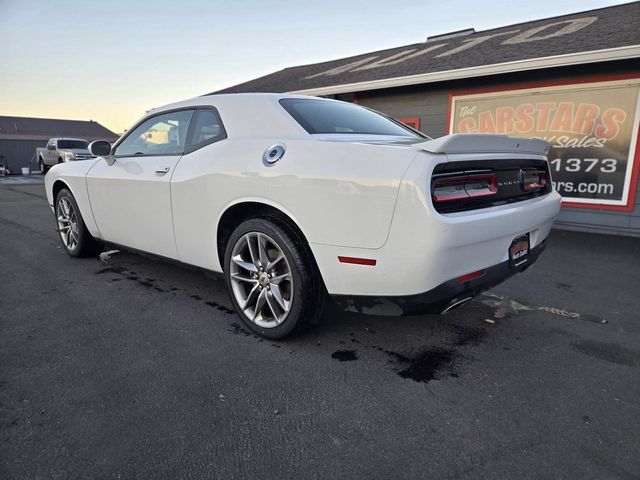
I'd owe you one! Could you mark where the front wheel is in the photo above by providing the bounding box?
[223,218,325,339]
[55,188,102,257]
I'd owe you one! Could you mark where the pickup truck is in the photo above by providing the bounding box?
[37,138,96,173]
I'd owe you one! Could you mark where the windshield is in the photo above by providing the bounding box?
[57,140,89,149]
[280,98,421,137]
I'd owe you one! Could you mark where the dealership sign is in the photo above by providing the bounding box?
[450,79,640,210]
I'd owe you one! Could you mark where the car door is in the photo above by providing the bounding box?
[86,109,194,259]
[46,139,56,165]
[170,107,228,268]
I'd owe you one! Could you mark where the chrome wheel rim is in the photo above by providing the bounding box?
[229,232,293,328]
[56,197,79,251]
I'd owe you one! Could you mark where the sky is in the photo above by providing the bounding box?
[0,0,631,133]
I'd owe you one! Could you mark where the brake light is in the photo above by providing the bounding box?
[522,169,547,191]
[432,174,497,203]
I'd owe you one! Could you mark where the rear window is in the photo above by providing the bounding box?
[58,140,89,149]
[280,98,420,137]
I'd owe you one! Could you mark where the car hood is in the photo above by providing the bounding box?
[59,148,92,154]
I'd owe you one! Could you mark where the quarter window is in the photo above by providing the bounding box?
[115,110,194,157]
[187,108,226,152]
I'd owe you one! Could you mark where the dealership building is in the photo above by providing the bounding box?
[218,2,640,236]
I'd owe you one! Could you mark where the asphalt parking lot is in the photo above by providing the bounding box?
[1,180,639,479]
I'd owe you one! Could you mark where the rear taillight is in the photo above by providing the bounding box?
[522,169,547,191]
[432,174,497,203]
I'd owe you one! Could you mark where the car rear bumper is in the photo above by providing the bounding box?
[331,240,546,316]
[310,189,560,297]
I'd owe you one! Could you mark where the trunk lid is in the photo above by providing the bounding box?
[421,135,552,214]
[415,133,549,156]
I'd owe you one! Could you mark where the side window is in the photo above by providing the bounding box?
[115,110,194,157]
[186,108,226,152]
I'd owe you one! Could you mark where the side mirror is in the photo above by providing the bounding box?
[89,140,115,165]
[47,145,55,150]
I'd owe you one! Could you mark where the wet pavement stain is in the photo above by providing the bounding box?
[94,266,121,275]
[227,323,252,336]
[572,340,639,367]
[331,350,358,362]
[94,265,165,292]
[205,301,235,314]
[374,346,457,383]
[95,265,235,314]
[391,348,457,383]
[555,282,574,292]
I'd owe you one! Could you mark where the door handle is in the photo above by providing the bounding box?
[155,166,170,174]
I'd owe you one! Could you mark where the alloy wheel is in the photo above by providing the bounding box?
[229,232,293,328]
[56,196,79,251]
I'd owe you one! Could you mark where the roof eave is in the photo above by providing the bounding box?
[289,45,640,96]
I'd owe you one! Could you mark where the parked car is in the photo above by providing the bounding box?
[37,138,95,173]
[44,93,561,339]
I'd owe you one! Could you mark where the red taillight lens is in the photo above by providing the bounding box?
[432,174,497,203]
[457,269,485,283]
[523,170,547,191]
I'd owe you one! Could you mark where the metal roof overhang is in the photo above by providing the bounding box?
[290,45,640,96]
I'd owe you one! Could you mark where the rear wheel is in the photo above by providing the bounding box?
[223,218,325,339]
[39,158,48,173]
[55,188,102,257]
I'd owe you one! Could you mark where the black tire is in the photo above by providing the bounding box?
[39,158,48,174]
[223,217,326,339]
[54,188,103,258]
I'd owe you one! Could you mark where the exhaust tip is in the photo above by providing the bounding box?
[441,296,473,314]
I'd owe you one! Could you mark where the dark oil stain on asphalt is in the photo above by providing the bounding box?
[331,350,358,361]
[377,347,457,383]
[328,323,488,382]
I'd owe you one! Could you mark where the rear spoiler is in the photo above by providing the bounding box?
[415,134,549,156]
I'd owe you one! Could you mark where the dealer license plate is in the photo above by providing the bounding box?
[509,234,530,269]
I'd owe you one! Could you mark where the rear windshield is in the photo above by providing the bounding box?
[280,98,420,137]
[58,140,89,149]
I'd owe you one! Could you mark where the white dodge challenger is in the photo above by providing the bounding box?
[45,93,561,338]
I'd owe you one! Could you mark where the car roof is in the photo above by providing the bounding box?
[154,92,330,109]
[139,93,345,139]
